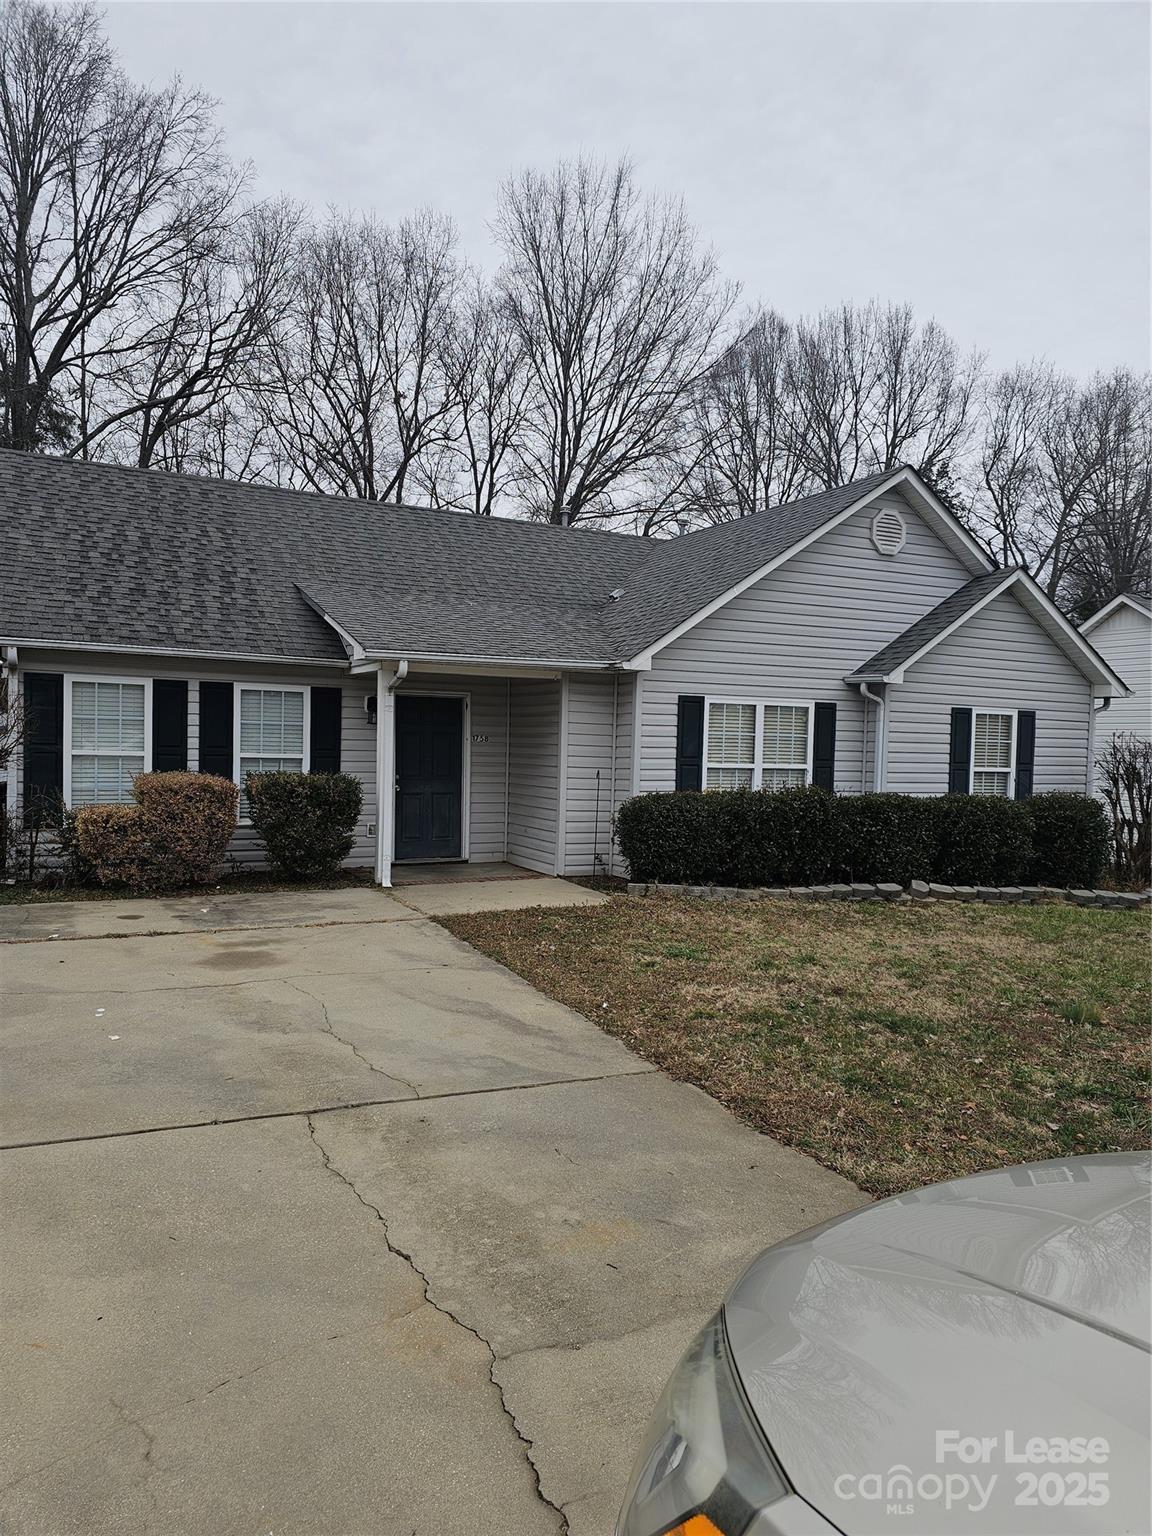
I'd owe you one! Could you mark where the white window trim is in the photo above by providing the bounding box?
[703,696,816,789]
[63,674,153,808]
[234,681,311,823]
[970,707,1017,798]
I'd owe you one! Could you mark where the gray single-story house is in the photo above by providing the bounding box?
[1,451,1130,885]
[1079,594,1151,752]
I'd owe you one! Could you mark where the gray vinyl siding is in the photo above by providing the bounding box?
[1084,608,1151,741]
[562,672,620,875]
[885,592,1093,793]
[15,650,375,868]
[392,674,509,862]
[506,678,561,874]
[610,672,636,875]
[638,494,973,793]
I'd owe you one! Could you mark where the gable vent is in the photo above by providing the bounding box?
[871,506,907,556]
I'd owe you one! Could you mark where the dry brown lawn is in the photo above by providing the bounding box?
[441,894,1151,1196]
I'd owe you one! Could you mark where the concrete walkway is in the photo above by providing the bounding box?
[0,890,863,1536]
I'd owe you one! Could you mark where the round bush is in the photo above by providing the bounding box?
[75,772,238,889]
[245,770,362,880]
[1027,791,1109,888]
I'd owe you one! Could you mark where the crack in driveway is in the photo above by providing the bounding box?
[0,1318,424,1499]
[305,1114,569,1534]
[285,980,422,1099]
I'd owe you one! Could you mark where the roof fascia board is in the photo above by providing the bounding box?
[294,587,366,661]
[885,468,996,572]
[1010,571,1131,695]
[407,660,564,680]
[626,467,993,669]
[0,637,349,668]
[1079,593,1152,634]
[360,649,616,671]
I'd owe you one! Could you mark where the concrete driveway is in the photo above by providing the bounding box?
[0,888,863,1536]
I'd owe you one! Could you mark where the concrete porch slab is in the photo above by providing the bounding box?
[391,860,541,886]
[393,876,608,916]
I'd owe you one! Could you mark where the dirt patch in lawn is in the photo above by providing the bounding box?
[441,896,1151,1196]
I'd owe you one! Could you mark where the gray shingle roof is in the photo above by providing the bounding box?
[846,569,1017,679]
[2,450,908,665]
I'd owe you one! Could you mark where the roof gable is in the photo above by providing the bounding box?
[614,467,994,666]
[849,568,1130,695]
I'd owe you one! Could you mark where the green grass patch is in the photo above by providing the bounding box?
[440,895,1151,1197]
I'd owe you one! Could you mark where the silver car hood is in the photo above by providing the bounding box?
[725,1154,1151,1535]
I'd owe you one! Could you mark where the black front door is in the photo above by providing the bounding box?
[395,696,464,861]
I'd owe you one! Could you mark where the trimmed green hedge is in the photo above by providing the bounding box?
[1026,791,1110,889]
[615,786,1106,889]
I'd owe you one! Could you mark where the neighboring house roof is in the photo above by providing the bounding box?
[1079,593,1152,635]
[847,567,1131,694]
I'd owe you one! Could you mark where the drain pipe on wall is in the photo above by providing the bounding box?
[1088,691,1111,797]
[857,682,885,792]
[374,658,408,887]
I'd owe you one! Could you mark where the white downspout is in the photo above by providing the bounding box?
[1089,692,1111,796]
[374,658,408,887]
[857,682,885,792]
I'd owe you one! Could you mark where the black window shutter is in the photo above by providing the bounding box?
[199,681,233,778]
[22,672,64,824]
[1014,711,1036,800]
[812,702,837,791]
[310,687,342,773]
[948,707,972,794]
[152,680,188,772]
[675,696,705,791]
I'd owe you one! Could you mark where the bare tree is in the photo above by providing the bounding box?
[1062,370,1151,616]
[1097,734,1152,888]
[0,667,23,774]
[265,208,461,502]
[73,198,298,466]
[787,300,981,492]
[496,156,736,525]
[978,364,1151,604]
[677,309,811,522]
[420,281,529,515]
[0,1,237,453]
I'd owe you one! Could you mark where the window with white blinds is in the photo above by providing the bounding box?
[971,710,1015,797]
[704,702,755,788]
[761,705,810,788]
[705,700,811,790]
[68,679,149,805]
[237,686,307,815]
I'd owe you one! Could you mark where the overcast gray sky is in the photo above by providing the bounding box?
[103,1,1149,377]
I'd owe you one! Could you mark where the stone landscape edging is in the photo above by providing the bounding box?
[626,879,1151,910]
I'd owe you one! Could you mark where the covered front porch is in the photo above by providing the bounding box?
[352,660,631,890]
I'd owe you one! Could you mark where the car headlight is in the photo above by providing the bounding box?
[617,1311,789,1536]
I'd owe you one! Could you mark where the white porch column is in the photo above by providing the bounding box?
[374,661,404,887]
